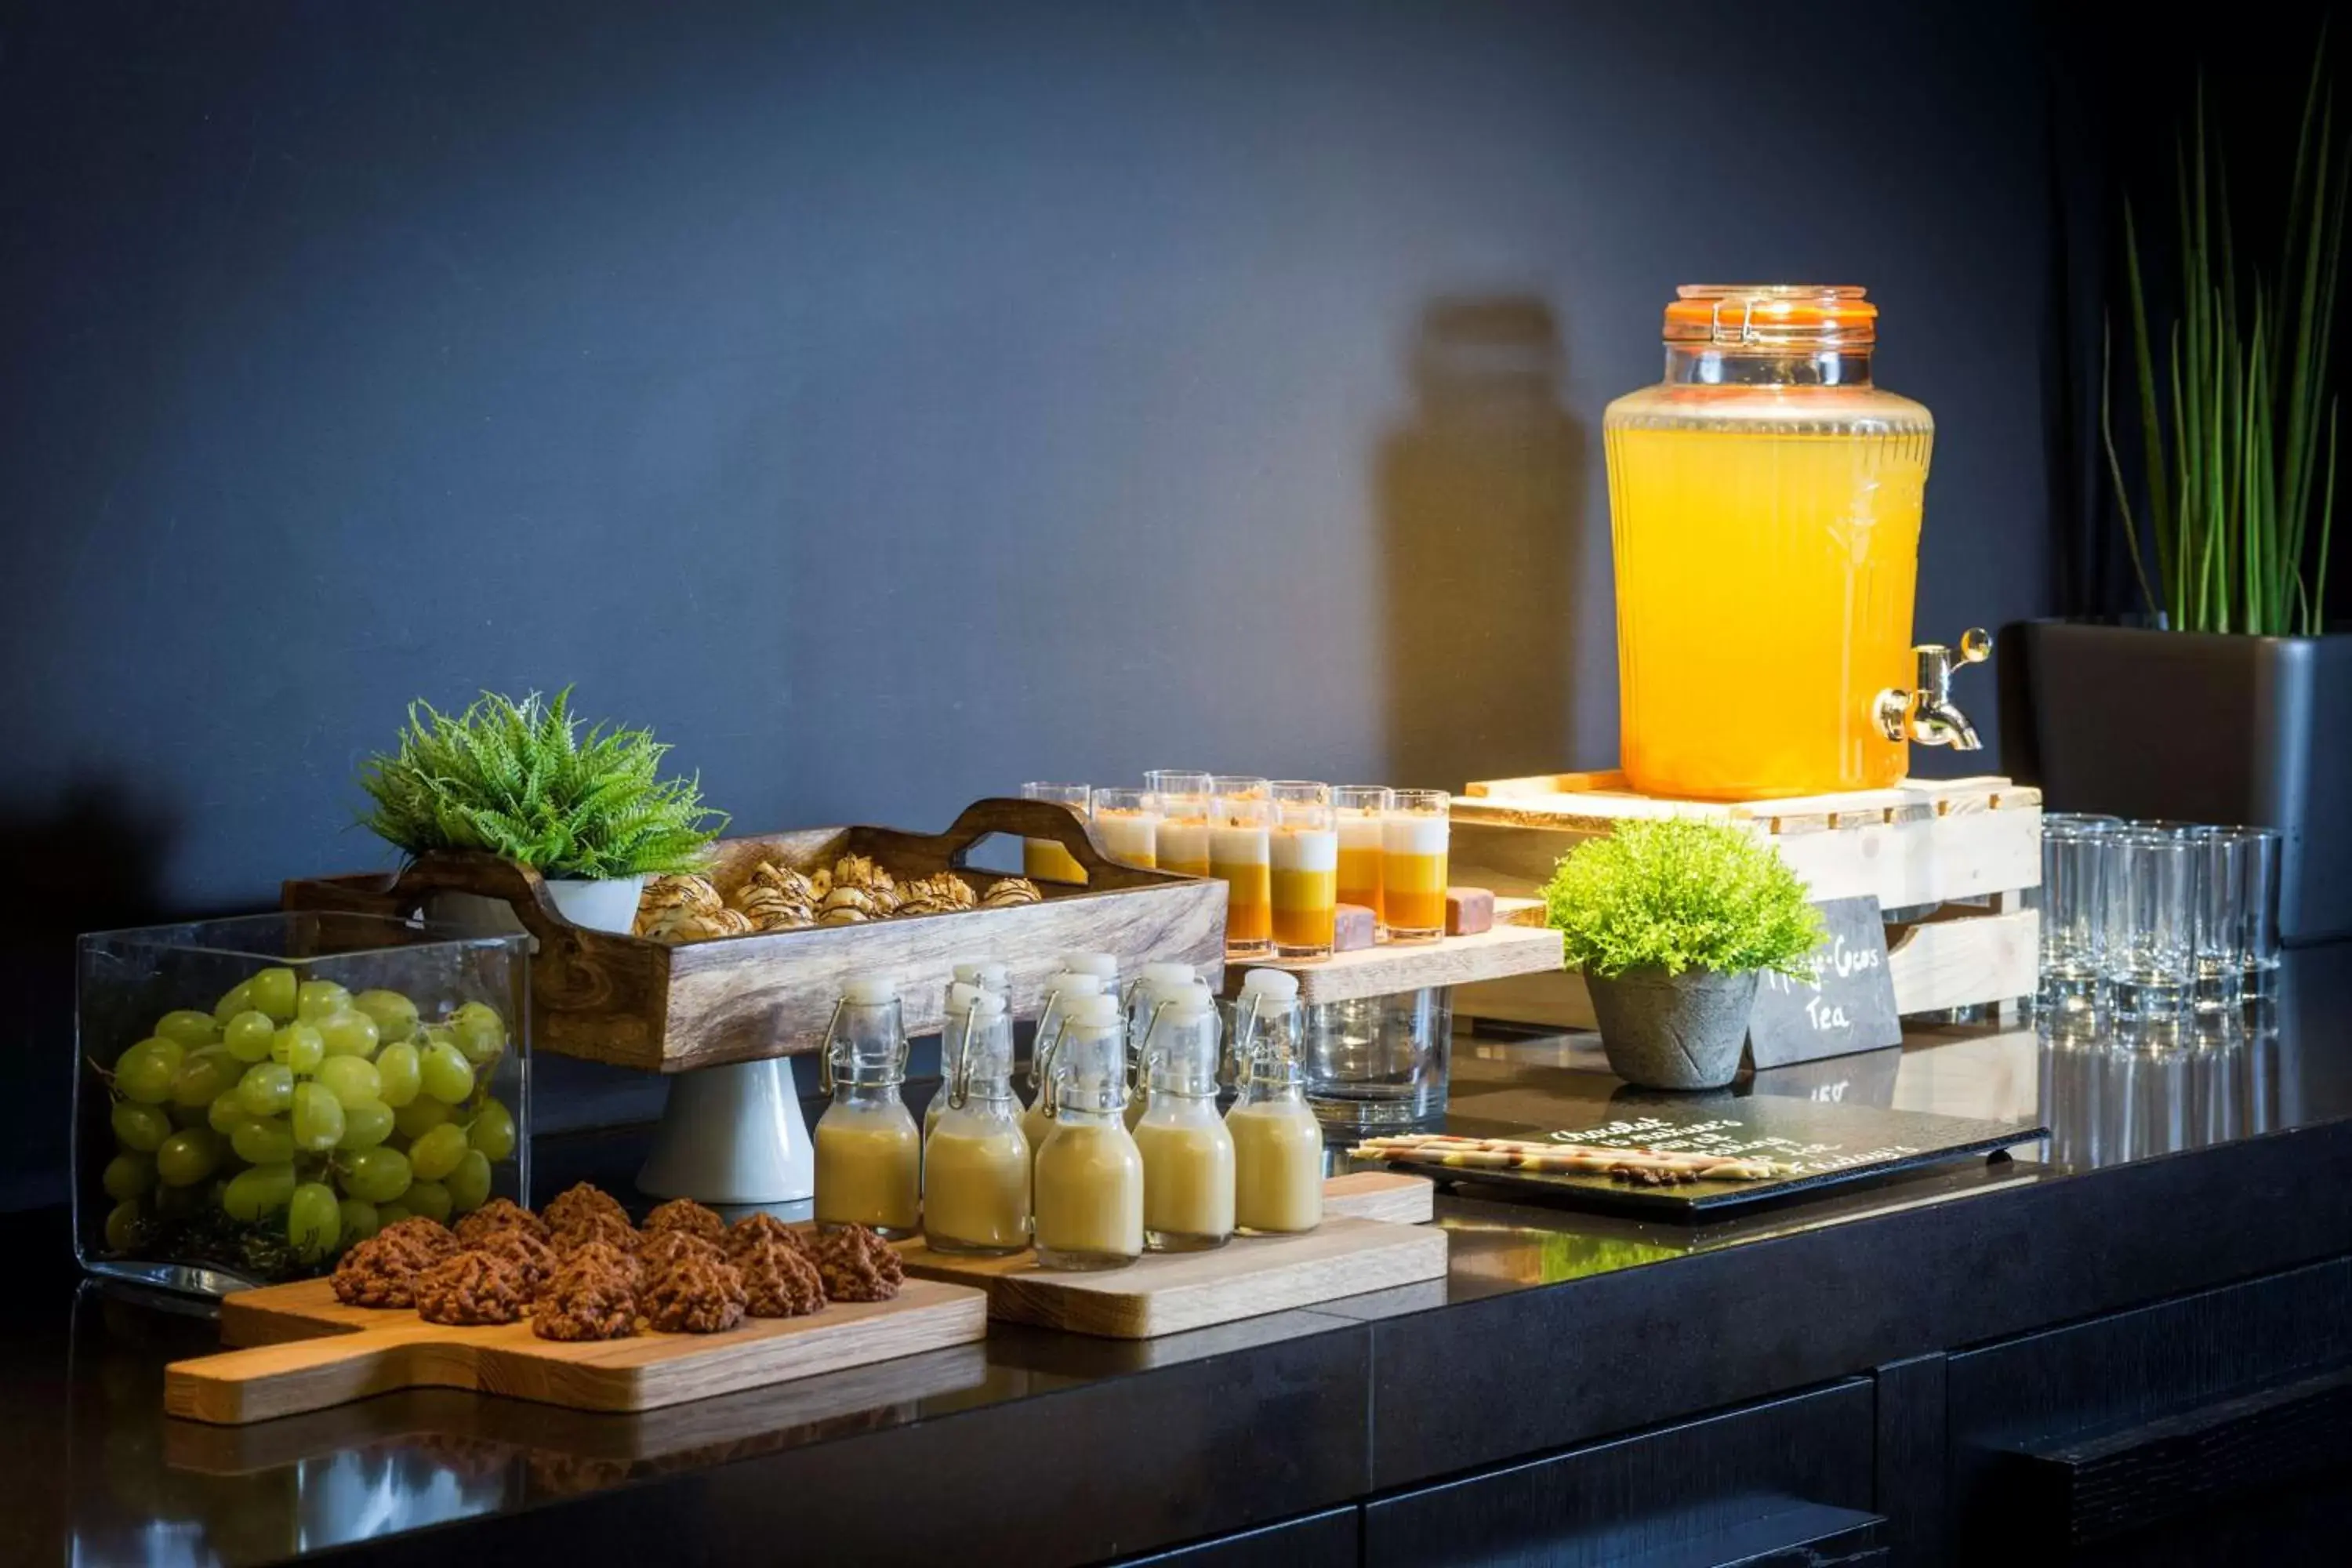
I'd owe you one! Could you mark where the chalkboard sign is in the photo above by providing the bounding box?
[1745,894,1902,1069]
[1412,1092,2048,1217]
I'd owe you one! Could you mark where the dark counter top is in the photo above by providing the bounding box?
[8,952,2351,1567]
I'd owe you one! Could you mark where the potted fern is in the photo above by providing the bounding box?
[2021,48,2351,941]
[358,689,726,936]
[1541,819,1823,1091]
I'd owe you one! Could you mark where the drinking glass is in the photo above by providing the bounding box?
[1382,790,1450,942]
[2038,816,2114,1017]
[1334,786,1392,938]
[1211,789,1274,960]
[1303,987,1452,1132]
[1208,775,1269,819]
[1269,782,1338,962]
[1020,782,1091,883]
[2224,826,2285,1003]
[1145,771,1214,877]
[2177,826,2245,1019]
[1089,786,1159,869]
[2102,829,2194,1024]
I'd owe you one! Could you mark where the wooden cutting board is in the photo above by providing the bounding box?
[898,1216,1448,1338]
[166,1276,987,1426]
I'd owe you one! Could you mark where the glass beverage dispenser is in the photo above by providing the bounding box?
[1604,285,1989,800]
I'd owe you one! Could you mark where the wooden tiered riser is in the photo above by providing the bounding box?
[1449,772,2041,1031]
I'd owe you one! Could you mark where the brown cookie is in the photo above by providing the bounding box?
[467,1227,558,1290]
[642,1253,747,1334]
[540,1181,628,1236]
[453,1196,548,1247]
[532,1250,639,1342]
[412,1250,528,1327]
[724,1211,808,1262]
[737,1235,826,1318]
[809,1224,903,1303]
[641,1198,726,1243]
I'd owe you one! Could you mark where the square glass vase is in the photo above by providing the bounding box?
[74,912,530,1297]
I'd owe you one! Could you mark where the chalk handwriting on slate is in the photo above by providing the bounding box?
[1744,895,1904,1068]
[1551,1114,1921,1177]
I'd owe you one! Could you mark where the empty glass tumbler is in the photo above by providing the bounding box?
[2038,815,2117,1016]
[2227,826,2285,1002]
[2102,829,2194,1024]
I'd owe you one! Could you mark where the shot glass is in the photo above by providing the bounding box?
[1269,782,1338,962]
[1211,789,1274,960]
[1020,782,1091,884]
[1334,786,1392,938]
[1381,790,1450,943]
[2223,826,2285,1007]
[2038,816,2114,1018]
[1090,787,1160,869]
[2179,826,2245,1020]
[1145,771,1214,877]
[2102,828,2194,1025]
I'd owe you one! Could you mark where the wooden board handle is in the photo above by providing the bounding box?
[166,1327,447,1426]
[933,796,1130,878]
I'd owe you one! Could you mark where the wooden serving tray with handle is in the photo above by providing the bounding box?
[166,1276,989,1426]
[281,797,1227,1074]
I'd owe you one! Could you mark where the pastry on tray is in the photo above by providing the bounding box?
[809,1224,902,1303]
[454,1196,549,1247]
[737,1235,826,1318]
[413,1251,530,1327]
[643,1253,747,1334]
[641,1197,726,1243]
[540,1181,629,1235]
[532,1242,640,1341]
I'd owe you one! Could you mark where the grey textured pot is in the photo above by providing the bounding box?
[1584,967,1761,1091]
[2011,621,2352,943]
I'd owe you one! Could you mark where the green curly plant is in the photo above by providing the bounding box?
[358,688,726,880]
[1541,817,1824,981]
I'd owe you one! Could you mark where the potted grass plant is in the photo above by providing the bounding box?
[1541,818,1823,1091]
[2021,47,2351,941]
[358,688,725,935]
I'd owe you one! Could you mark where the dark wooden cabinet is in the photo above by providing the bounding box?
[1361,1381,1880,1568]
[1945,1258,2352,1559]
[1111,1507,1359,1567]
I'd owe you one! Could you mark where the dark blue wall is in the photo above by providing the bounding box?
[0,1,2056,1207]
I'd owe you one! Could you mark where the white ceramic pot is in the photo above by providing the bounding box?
[539,874,648,936]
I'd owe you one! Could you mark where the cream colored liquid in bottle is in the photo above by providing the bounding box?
[1130,988,1233,1250]
[1228,969,1323,1235]
[927,965,1011,1145]
[815,974,921,1236]
[1024,966,1109,1161]
[924,985,1030,1254]
[1125,963,1207,1131]
[1032,993,1144,1269]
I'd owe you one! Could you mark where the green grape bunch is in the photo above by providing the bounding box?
[93,966,521,1283]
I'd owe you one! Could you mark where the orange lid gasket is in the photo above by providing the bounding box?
[1663,285,1876,346]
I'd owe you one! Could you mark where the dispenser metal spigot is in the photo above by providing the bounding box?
[1875,628,1991,750]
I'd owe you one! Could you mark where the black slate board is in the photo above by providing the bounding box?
[1385,1094,2047,1218]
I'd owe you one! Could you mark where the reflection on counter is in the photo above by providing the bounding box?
[2039,1026,2281,1171]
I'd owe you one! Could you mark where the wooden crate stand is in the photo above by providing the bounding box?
[1448,771,2041,1031]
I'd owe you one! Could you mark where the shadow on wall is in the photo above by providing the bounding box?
[0,781,179,1210]
[1380,296,1588,792]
